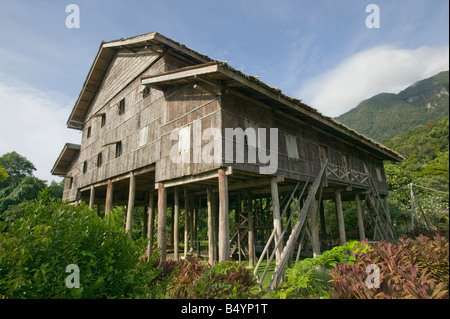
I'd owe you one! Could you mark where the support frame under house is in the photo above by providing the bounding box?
[51,32,403,290]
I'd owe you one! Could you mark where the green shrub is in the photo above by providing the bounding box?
[276,241,371,299]
[0,191,163,298]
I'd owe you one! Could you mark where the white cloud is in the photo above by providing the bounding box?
[0,76,81,184]
[297,45,450,117]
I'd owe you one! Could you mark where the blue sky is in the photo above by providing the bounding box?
[0,0,448,182]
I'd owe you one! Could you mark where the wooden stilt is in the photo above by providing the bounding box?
[170,203,174,246]
[157,183,167,264]
[207,187,215,264]
[89,185,95,210]
[247,193,255,267]
[218,168,229,261]
[195,204,199,257]
[384,196,395,239]
[335,188,346,245]
[147,187,154,257]
[212,190,219,261]
[319,200,327,240]
[189,194,194,253]
[309,194,320,257]
[270,177,283,265]
[125,172,135,233]
[105,180,114,215]
[237,194,242,263]
[184,187,190,257]
[174,186,180,261]
[355,192,366,240]
[143,202,148,239]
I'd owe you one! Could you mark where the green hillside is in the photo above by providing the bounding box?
[336,71,449,142]
[383,116,449,232]
[384,116,449,181]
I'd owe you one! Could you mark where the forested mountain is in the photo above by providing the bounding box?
[384,116,449,181]
[336,71,449,142]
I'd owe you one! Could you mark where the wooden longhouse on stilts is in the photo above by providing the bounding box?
[51,32,403,290]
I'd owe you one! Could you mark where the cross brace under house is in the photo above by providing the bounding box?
[253,159,396,292]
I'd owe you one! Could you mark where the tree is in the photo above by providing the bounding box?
[0,152,36,188]
[0,165,7,183]
[47,180,64,199]
[0,176,47,215]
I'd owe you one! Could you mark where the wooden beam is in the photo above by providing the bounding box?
[309,191,320,257]
[207,187,215,265]
[212,189,219,261]
[227,175,284,192]
[155,167,232,189]
[157,183,167,264]
[319,200,327,240]
[355,192,366,240]
[218,168,230,261]
[270,177,283,265]
[335,189,346,245]
[125,172,136,233]
[189,194,194,253]
[184,187,190,257]
[147,186,155,257]
[142,63,219,86]
[105,180,114,215]
[89,185,95,210]
[174,186,180,261]
[247,193,255,267]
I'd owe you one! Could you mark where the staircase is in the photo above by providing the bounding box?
[253,159,396,291]
[253,160,328,292]
[363,164,395,241]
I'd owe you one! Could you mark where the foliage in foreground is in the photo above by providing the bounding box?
[166,256,261,299]
[276,233,449,299]
[276,241,371,299]
[328,234,449,299]
[0,191,165,299]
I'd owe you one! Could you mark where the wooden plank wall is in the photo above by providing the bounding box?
[220,92,388,194]
[156,83,222,182]
[64,49,168,199]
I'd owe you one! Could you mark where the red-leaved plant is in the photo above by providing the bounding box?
[328,234,449,299]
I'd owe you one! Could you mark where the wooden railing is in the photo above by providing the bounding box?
[326,162,369,186]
